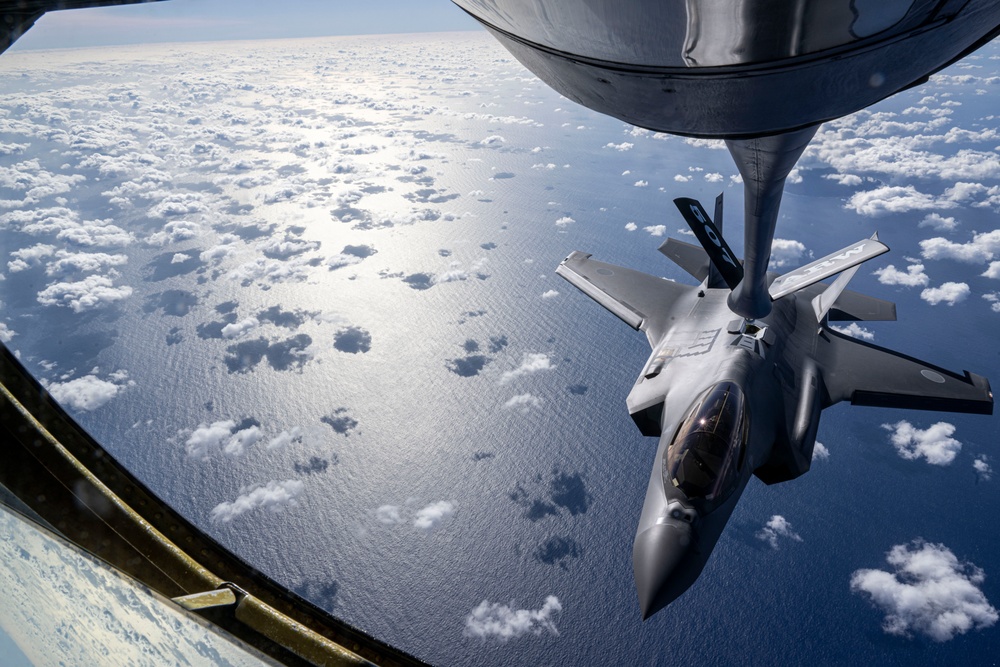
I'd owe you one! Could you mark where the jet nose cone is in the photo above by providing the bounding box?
[633,522,693,620]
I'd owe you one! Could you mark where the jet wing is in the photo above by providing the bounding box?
[556,251,691,345]
[817,329,993,415]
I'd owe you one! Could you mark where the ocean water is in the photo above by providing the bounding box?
[1,32,998,666]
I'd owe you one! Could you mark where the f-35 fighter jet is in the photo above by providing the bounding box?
[557,196,993,619]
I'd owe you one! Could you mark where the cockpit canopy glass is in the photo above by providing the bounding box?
[662,382,748,510]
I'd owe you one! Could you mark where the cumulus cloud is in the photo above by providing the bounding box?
[920,282,970,306]
[920,230,1000,263]
[554,216,574,228]
[500,353,554,384]
[755,515,803,549]
[874,263,929,287]
[413,500,455,531]
[812,442,830,461]
[228,256,314,285]
[604,142,633,151]
[184,419,263,460]
[220,317,258,339]
[36,275,133,312]
[850,540,998,642]
[463,596,562,640]
[503,393,543,412]
[984,292,1000,312]
[44,250,128,277]
[830,322,875,341]
[266,427,303,450]
[210,479,304,524]
[846,186,956,217]
[973,456,992,481]
[882,421,961,465]
[624,222,637,231]
[540,290,558,299]
[7,243,55,272]
[919,213,958,231]
[45,373,124,411]
[643,225,667,236]
[146,220,201,246]
[633,180,648,187]
[376,505,403,525]
[0,322,15,343]
[769,238,806,268]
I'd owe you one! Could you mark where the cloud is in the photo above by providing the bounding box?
[36,275,133,312]
[704,172,724,183]
[673,174,690,182]
[920,282,969,306]
[755,515,803,549]
[824,173,863,186]
[983,262,1000,279]
[45,373,124,411]
[624,222,637,231]
[503,393,543,412]
[146,220,201,246]
[882,421,961,465]
[184,419,263,459]
[984,293,1000,312]
[540,289,559,299]
[642,224,667,236]
[500,353,554,384]
[0,322,15,343]
[266,427,303,450]
[846,186,956,216]
[874,263,929,287]
[413,501,455,531]
[850,540,998,642]
[210,479,305,524]
[973,456,992,481]
[328,244,377,270]
[7,243,55,272]
[228,255,314,286]
[830,322,875,341]
[44,250,128,277]
[554,216,574,228]
[812,442,830,461]
[633,180,648,187]
[919,230,1000,263]
[604,142,633,151]
[376,505,403,524]
[463,596,562,640]
[919,213,958,231]
[220,317,258,339]
[769,238,806,267]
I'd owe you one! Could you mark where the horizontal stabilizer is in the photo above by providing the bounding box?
[769,236,888,300]
[673,197,743,290]
[658,238,710,282]
[793,282,897,321]
[818,329,993,415]
[556,251,691,345]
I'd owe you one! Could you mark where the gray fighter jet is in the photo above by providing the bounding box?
[453,0,1000,619]
[557,197,993,619]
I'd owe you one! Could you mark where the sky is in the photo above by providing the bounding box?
[11,0,479,51]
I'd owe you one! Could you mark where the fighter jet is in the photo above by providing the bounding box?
[556,196,993,619]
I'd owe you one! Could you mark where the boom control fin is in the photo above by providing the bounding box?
[673,196,743,290]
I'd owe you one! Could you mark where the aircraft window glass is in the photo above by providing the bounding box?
[662,382,748,509]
